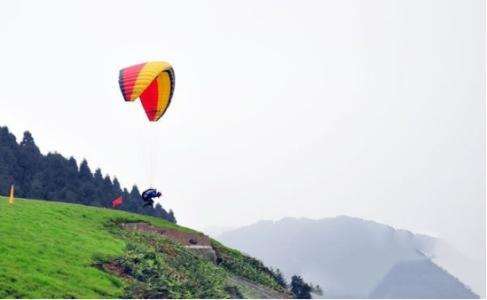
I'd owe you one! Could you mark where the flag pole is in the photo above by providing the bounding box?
[8,185,14,205]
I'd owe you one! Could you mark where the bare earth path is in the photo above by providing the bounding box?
[227,276,291,299]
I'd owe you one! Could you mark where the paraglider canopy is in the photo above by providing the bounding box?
[118,61,175,121]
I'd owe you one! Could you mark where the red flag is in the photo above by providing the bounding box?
[112,196,123,208]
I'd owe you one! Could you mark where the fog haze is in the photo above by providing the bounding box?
[0,0,484,262]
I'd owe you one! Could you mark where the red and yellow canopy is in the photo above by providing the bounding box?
[119,61,175,122]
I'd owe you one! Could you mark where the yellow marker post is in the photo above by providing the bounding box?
[8,185,14,205]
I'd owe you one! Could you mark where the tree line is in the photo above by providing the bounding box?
[0,126,176,223]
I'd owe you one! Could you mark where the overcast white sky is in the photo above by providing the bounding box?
[0,0,484,260]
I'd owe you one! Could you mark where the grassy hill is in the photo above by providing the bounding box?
[0,197,288,298]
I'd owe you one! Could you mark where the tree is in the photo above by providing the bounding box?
[92,168,105,205]
[312,284,323,296]
[127,185,142,212]
[291,275,312,299]
[79,159,92,182]
[273,268,287,288]
[0,127,19,195]
[102,175,114,206]
[61,156,81,203]
[112,177,121,191]
[19,131,39,152]
[168,210,176,223]
[17,131,42,196]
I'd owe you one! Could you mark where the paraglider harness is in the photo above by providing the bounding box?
[141,188,161,207]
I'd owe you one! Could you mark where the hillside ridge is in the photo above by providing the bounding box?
[0,197,289,298]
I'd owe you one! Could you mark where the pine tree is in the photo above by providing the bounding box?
[112,177,121,191]
[274,268,287,288]
[128,185,142,212]
[167,209,176,224]
[93,168,105,205]
[79,159,92,182]
[291,275,312,299]
[63,157,80,202]
[76,159,95,204]
[0,127,19,195]
[313,285,323,296]
[17,131,42,196]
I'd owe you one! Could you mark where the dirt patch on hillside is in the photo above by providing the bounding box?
[227,276,292,299]
[101,261,130,279]
[120,222,211,247]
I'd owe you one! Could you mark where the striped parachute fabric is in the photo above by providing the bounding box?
[119,61,175,122]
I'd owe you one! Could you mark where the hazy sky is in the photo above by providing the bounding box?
[0,0,484,260]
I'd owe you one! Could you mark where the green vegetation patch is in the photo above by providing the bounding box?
[99,221,287,298]
[106,228,230,299]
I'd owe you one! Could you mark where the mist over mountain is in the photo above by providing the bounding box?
[218,216,482,298]
[370,259,478,298]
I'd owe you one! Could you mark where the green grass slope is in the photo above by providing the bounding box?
[0,197,287,298]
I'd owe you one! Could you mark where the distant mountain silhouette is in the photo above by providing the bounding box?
[218,216,480,298]
[370,259,478,298]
